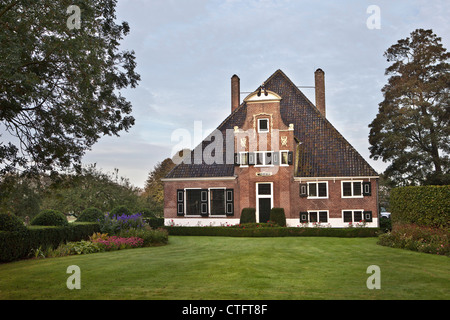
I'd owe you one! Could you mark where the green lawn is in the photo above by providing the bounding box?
[0,236,448,300]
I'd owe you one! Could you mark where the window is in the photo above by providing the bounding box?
[258,118,269,133]
[255,151,274,167]
[237,151,292,167]
[239,152,248,166]
[280,151,289,166]
[186,189,202,216]
[307,182,328,199]
[180,188,234,216]
[210,189,225,215]
[300,211,328,223]
[341,181,363,198]
[342,210,364,223]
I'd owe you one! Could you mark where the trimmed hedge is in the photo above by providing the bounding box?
[0,213,27,232]
[31,209,68,227]
[390,185,450,228]
[77,207,104,222]
[270,208,286,227]
[240,208,256,224]
[144,217,164,229]
[110,205,131,216]
[165,226,379,238]
[0,222,100,262]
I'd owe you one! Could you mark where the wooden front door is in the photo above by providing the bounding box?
[256,183,273,223]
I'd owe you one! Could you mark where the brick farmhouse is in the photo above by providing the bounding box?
[162,69,379,227]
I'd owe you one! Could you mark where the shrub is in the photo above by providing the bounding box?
[119,226,169,246]
[0,213,27,232]
[377,223,449,256]
[30,209,68,227]
[139,208,157,219]
[77,207,104,222]
[0,222,100,262]
[110,205,131,216]
[270,208,286,227]
[99,212,145,235]
[116,213,144,230]
[379,216,392,233]
[145,217,165,229]
[165,226,379,238]
[56,240,105,255]
[390,185,450,228]
[231,222,279,229]
[240,208,256,224]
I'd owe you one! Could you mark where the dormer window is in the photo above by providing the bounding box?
[258,118,269,133]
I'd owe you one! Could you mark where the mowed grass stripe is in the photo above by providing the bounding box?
[0,236,448,299]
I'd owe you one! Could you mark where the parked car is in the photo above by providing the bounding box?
[380,207,391,219]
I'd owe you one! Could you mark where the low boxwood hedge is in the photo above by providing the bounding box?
[0,222,100,262]
[165,226,379,238]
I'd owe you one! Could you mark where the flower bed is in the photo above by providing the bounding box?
[93,236,144,251]
[377,223,449,256]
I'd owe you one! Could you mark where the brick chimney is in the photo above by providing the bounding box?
[314,68,326,117]
[231,74,240,113]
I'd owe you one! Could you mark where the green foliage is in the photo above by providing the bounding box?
[269,208,286,227]
[377,223,449,256]
[30,209,68,227]
[240,208,256,224]
[231,222,279,228]
[110,205,131,216]
[56,240,105,256]
[0,173,41,218]
[379,217,392,233]
[0,222,100,262]
[145,217,165,229]
[77,207,104,222]
[41,165,143,217]
[142,158,176,211]
[0,213,26,232]
[0,0,140,174]
[139,208,156,219]
[390,185,449,228]
[119,227,169,247]
[165,226,379,238]
[368,29,450,186]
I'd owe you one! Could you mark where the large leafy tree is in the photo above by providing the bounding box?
[41,165,142,216]
[0,0,140,174]
[369,29,449,186]
[141,158,176,214]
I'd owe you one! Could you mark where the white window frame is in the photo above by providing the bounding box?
[280,150,290,166]
[254,151,274,167]
[307,181,328,199]
[307,210,329,224]
[258,118,270,133]
[341,181,363,198]
[208,187,227,217]
[342,209,365,223]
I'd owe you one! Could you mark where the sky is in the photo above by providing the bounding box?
[82,0,450,188]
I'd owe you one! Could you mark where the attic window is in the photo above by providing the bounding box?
[258,118,269,133]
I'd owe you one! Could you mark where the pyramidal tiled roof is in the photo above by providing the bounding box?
[165,69,378,179]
